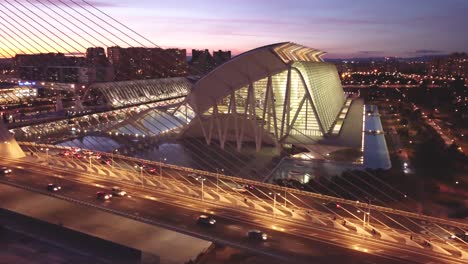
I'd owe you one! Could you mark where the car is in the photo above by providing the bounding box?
[82,150,94,156]
[449,233,468,242]
[59,151,71,157]
[244,184,255,191]
[197,215,216,226]
[73,153,84,159]
[47,183,62,192]
[96,191,112,200]
[111,187,127,197]
[224,182,247,193]
[188,173,201,180]
[247,230,268,241]
[146,167,157,174]
[101,159,113,165]
[0,167,12,175]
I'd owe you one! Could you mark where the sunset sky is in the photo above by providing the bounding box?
[1,0,467,58]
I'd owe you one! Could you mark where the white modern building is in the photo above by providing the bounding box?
[181,42,354,153]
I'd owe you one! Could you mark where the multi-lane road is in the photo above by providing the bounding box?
[1,157,467,264]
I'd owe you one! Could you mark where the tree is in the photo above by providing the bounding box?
[413,137,454,181]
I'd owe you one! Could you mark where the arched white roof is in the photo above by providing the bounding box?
[188,42,325,114]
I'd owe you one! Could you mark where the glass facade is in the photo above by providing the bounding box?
[196,62,345,146]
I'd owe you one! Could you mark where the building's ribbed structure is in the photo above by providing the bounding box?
[182,42,347,151]
[86,77,192,108]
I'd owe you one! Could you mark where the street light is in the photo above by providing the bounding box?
[159,157,167,182]
[111,149,118,169]
[215,168,224,192]
[88,155,94,171]
[366,197,373,226]
[41,147,49,166]
[357,210,366,226]
[197,176,207,201]
[134,165,144,187]
[269,192,281,217]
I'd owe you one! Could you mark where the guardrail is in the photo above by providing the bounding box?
[17,141,468,230]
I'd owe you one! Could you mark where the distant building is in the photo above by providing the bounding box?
[14,52,113,84]
[190,49,214,75]
[428,53,468,78]
[190,49,232,75]
[213,50,231,66]
[107,46,188,81]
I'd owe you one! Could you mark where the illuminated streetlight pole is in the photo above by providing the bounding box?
[366,197,373,226]
[41,147,49,166]
[215,168,224,192]
[199,177,206,201]
[357,209,366,226]
[284,188,287,208]
[159,157,167,182]
[134,165,144,187]
[111,149,118,170]
[89,156,93,171]
[269,192,281,217]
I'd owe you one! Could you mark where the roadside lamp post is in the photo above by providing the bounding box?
[269,192,281,217]
[134,165,144,187]
[41,147,49,166]
[89,156,94,171]
[215,168,224,192]
[159,157,167,182]
[111,149,118,169]
[198,177,207,201]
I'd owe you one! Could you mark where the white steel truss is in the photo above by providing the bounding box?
[183,61,345,152]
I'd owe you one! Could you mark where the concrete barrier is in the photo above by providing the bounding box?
[0,208,144,264]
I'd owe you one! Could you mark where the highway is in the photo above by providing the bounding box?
[13,145,468,251]
[1,158,467,263]
[31,146,468,240]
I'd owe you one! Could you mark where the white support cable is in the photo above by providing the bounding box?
[4,0,76,55]
[15,0,89,51]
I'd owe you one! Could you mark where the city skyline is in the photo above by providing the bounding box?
[27,0,468,58]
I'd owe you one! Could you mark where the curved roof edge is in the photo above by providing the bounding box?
[189,42,327,114]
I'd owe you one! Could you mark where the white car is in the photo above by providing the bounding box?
[111,187,127,197]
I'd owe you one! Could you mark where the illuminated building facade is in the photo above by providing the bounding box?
[182,42,348,151]
[107,47,188,81]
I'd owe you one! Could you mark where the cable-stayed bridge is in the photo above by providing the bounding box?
[0,1,467,263]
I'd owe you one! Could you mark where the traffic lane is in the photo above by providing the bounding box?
[40,157,424,231]
[0,167,425,264]
[160,168,461,241]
